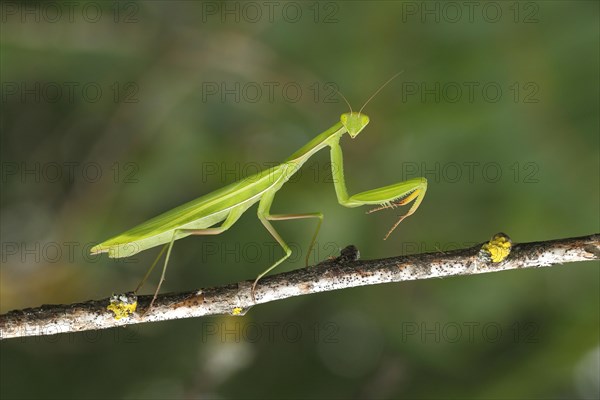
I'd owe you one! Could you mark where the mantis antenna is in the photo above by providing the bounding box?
[333,85,353,114]
[358,71,404,115]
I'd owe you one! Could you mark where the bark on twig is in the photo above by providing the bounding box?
[1,233,598,340]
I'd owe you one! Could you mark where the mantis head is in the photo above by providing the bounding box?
[341,112,370,138]
[336,71,403,139]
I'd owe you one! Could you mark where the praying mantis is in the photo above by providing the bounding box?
[91,73,428,308]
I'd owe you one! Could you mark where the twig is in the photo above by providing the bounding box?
[1,233,598,340]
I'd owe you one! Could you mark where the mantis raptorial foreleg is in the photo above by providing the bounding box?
[328,138,427,240]
[366,188,425,237]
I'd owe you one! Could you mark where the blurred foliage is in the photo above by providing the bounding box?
[1,1,598,399]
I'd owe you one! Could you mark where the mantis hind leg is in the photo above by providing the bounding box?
[134,244,168,294]
[141,206,247,312]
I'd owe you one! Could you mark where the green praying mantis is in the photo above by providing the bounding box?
[91,73,428,309]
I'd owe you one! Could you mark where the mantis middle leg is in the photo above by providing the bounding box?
[252,190,323,299]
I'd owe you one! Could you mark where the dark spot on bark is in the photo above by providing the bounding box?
[397,264,406,271]
[584,244,600,258]
[357,268,374,278]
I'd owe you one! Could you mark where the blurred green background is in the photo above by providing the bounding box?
[1,1,598,399]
